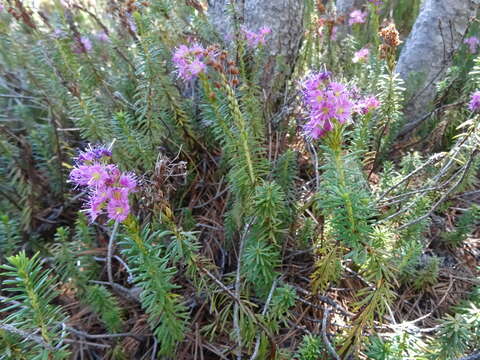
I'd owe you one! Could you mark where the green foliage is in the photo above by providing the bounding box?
[366,333,424,360]
[0,1,479,358]
[392,0,422,35]
[274,149,299,196]
[295,334,326,360]
[442,205,480,246]
[243,239,280,297]
[243,181,288,295]
[428,286,480,359]
[468,55,480,87]
[0,214,22,261]
[367,284,480,360]
[266,285,296,331]
[121,219,189,355]
[0,252,69,359]
[412,255,440,290]
[311,243,343,293]
[375,70,405,160]
[396,239,423,284]
[341,227,397,355]
[84,285,124,333]
[251,181,288,243]
[315,147,374,257]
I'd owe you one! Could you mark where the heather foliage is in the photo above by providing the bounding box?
[0,1,479,360]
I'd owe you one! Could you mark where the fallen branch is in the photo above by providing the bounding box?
[0,323,54,351]
[322,306,340,360]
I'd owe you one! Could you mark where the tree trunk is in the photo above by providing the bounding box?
[207,0,305,108]
[335,0,365,14]
[395,0,478,135]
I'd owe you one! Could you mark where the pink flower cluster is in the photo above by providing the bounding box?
[330,26,338,41]
[349,10,367,26]
[241,26,271,48]
[302,72,381,138]
[96,31,110,43]
[356,95,380,114]
[72,36,92,54]
[468,91,480,112]
[69,145,137,222]
[352,47,369,63]
[464,36,479,54]
[302,72,355,138]
[172,44,209,81]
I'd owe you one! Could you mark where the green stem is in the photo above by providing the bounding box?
[107,221,120,284]
[330,138,357,237]
[329,128,356,238]
[24,272,51,346]
[219,74,256,185]
[198,74,234,141]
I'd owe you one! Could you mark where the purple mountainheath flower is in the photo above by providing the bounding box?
[352,48,369,63]
[69,144,137,222]
[464,36,480,54]
[468,91,480,112]
[349,10,367,26]
[96,31,110,43]
[172,43,210,81]
[241,26,271,48]
[302,73,355,139]
[73,36,93,54]
[356,96,380,115]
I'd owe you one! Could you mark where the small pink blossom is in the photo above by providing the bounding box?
[259,26,271,36]
[224,33,234,42]
[52,29,67,39]
[76,145,112,165]
[188,59,207,77]
[127,13,137,33]
[88,190,108,221]
[329,82,346,97]
[118,173,137,191]
[349,10,367,26]
[108,187,130,203]
[464,36,479,54]
[241,26,271,48]
[356,96,380,114]
[70,165,94,186]
[190,43,205,55]
[96,32,110,43]
[73,36,92,54]
[172,44,208,81]
[86,164,111,187]
[79,36,92,51]
[173,45,190,60]
[302,73,355,139]
[330,26,338,41]
[468,91,480,112]
[69,144,136,223]
[352,48,369,63]
[107,199,130,222]
[334,95,354,123]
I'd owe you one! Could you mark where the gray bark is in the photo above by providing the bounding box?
[207,0,305,105]
[395,0,478,134]
[334,0,367,41]
[335,0,366,14]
